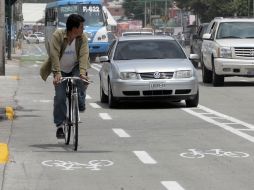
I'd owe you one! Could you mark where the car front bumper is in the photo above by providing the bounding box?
[214,58,254,76]
[110,78,198,100]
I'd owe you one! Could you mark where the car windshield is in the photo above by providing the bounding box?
[114,40,186,60]
[216,22,254,39]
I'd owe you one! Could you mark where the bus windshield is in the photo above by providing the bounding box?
[58,4,105,27]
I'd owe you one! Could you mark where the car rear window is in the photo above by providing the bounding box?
[114,40,186,60]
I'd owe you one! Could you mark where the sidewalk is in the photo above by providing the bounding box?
[0,49,22,165]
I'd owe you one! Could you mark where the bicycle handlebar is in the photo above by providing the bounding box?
[60,77,93,85]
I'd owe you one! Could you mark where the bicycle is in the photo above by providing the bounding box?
[60,77,91,151]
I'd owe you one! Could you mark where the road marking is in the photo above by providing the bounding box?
[33,100,52,103]
[99,113,112,120]
[89,103,101,109]
[42,160,113,171]
[182,105,254,143]
[161,181,185,190]
[133,151,157,164]
[86,95,92,99]
[112,128,130,137]
[0,143,9,164]
[91,64,101,71]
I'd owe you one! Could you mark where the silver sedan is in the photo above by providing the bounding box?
[99,35,199,108]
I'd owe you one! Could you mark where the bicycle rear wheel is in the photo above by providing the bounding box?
[72,94,79,151]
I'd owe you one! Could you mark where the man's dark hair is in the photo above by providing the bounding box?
[66,14,85,31]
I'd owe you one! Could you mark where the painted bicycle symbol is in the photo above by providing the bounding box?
[42,160,114,171]
[180,149,249,159]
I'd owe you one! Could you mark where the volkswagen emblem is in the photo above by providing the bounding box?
[154,71,161,79]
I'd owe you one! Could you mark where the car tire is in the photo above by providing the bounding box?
[212,62,224,86]
[201,56,212,83]
[185,90,199,107]
[108,82,118,108]
[100,79,108,103]
[190,46,199,68]
[191,60,199,68]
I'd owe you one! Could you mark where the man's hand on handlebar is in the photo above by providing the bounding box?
[53,73,62,85]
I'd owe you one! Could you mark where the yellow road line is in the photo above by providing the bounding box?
[0,143,9,164]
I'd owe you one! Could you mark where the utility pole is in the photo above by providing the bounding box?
[0,0,6,75]
[7,0,12,60]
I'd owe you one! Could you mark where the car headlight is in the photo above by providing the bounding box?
[175,70,193,78]
[218,47,232,58]
[120,72,139,80]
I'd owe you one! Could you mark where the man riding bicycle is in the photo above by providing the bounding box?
[40,14,90,139]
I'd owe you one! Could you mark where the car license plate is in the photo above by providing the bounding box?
[149,82,166,89]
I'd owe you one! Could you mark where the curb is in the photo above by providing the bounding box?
[0,107,14,120]
[0,143,9,164]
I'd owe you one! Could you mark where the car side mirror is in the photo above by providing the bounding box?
[99,56,110,62]
[202,33,211,40]
[189,54,200,60]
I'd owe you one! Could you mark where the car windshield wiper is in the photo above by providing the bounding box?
[143,57,162,59]
[220,36,241,39]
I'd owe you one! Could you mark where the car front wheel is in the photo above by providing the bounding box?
[108,82,118,108]
[185,90,199,107]
[212,62,224,86]
[201,57,212,83]
[100,79,108,103]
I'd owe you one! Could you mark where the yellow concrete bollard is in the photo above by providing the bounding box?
[0,143,9,164]
[5,107,14,120]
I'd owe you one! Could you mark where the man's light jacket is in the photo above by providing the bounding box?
[40,29,91,81]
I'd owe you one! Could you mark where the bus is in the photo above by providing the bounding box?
[45,0,110,59]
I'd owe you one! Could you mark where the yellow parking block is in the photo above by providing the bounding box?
[10,75,20,80]
[5,107,14,120]
[0,143,9,164]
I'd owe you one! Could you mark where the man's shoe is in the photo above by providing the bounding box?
[79,106,86,112]
[56,125,64,139]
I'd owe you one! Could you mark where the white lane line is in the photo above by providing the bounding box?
[99,113,112,120]
[89,103,101,109]
[182,105,254,143]
[86,95,92,99]
[161,181,185,190]
[91,65,101,71]
[112,128,130,137]
[133,151,157,164]
[33,100,52,103]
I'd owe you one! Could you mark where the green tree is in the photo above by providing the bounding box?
[175,0,252,23]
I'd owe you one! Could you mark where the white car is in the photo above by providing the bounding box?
[201,17,254,86]
[26,34,45,44]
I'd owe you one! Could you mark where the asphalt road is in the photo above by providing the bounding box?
[1,42,254,190]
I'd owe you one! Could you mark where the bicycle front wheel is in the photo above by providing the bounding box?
[72,94,79,151]
[65,94,71,145]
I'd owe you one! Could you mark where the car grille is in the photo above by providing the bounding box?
[235,47,254,58]
[139,72,174,80]
[143,90,172,95]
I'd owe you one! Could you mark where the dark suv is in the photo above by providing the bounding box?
[190,23,209,68]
